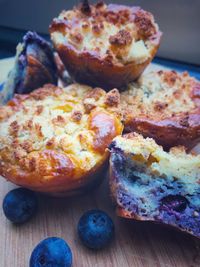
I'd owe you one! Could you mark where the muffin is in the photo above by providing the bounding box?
[121,70,200,150]
[0,32,58,105]
[0,84,123,196]
[109,133,200,238]
[49,1,161,90]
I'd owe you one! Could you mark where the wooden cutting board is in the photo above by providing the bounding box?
[0,58,200,267]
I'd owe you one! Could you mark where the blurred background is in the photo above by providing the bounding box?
[0,0,199,66]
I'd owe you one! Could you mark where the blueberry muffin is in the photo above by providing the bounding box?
[0,32,57,105]
[0,84,123,196]
[109,133,200,238]
[49,1,161,90]
[121,70,200,149]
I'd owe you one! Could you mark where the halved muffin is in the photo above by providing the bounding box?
[121,70,200,150]
[109,133,200,238]
[0,32,58,105]
[49,1,161,90]
[0,84,123,196]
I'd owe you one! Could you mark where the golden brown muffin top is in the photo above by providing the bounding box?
[121,70,200,122]
[50,1,161,65]
[0,83,123,190]
[111,132,200,184]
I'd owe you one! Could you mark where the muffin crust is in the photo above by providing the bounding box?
[0,84,123,195]
[50,1,161,89]
[121,71,200,149]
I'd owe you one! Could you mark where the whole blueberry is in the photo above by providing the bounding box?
[30,237,72,267]
[78,209,115,249]
[2,188,38,224]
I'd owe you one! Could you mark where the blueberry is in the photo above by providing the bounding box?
[78,209,115,249]
[2,188,38,224]
[161,195,189,212]
[30,237,72,267]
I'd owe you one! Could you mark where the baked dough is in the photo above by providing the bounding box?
[109,133,200,238]
[0,83,123,195]
[121,70,200,149]
[50,1,161,90]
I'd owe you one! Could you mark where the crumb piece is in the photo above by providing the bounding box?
[105,89,120,107]
[36,105,44,115]
[9,121,20,137]
[71,110,82,122]
[109,30,132,46]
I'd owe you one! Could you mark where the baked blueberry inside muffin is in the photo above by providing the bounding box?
[49,1,161,90]
[0,84,123,196]
[109,133,200,238]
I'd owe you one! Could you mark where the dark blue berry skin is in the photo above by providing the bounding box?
[0,82,4,91]
[78,209,115,249]
[2,188,38,224]
[29,237,72,267]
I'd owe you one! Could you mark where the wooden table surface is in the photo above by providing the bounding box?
[0,58,200,267]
